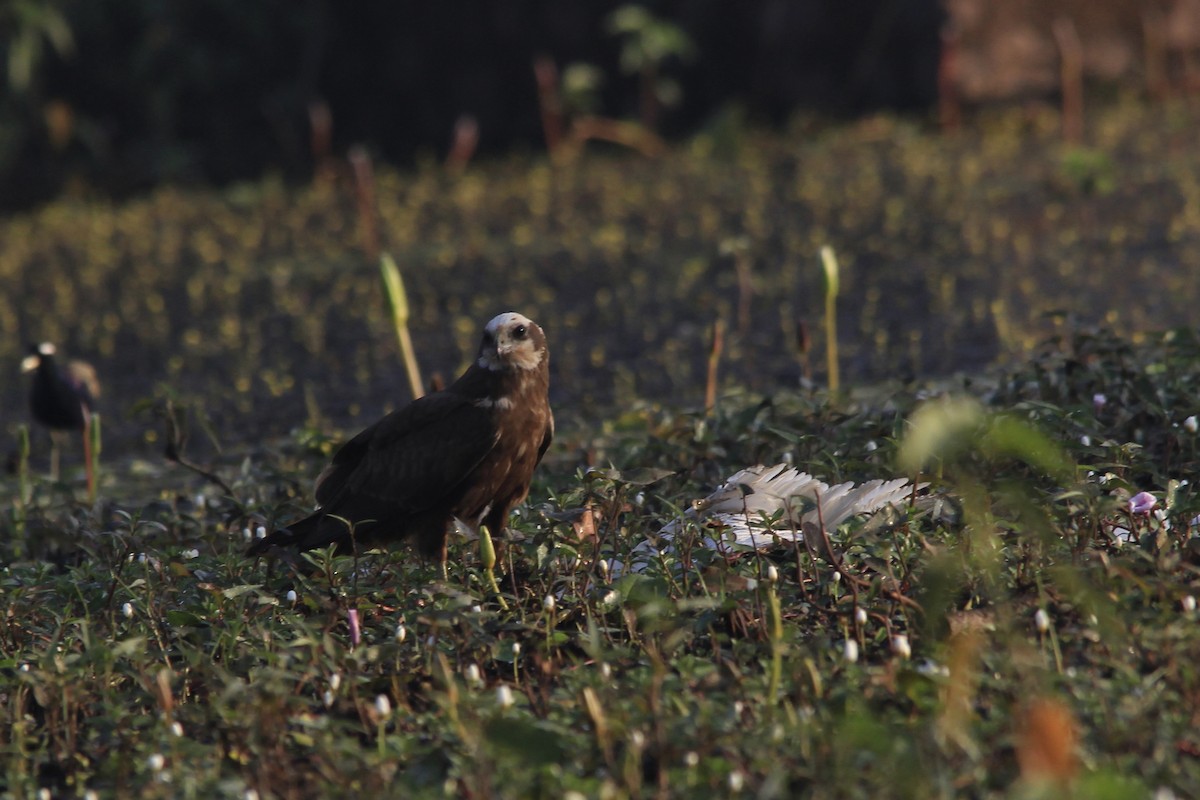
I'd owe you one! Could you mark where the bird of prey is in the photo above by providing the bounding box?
[21,342,100,490]
[249,312,554,566]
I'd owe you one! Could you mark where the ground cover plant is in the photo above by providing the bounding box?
[4,323,1200,798]
[3,93,1200,797]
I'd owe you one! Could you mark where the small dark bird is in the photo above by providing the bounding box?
[249,312,554,567]
[20,342,101,490]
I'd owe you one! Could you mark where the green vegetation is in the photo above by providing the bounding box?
[4,325,1200,798]
[3,95,1200,797]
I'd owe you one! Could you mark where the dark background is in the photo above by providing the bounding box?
[5,0,945,210]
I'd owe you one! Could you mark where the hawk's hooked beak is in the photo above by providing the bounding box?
[20,355,39,374]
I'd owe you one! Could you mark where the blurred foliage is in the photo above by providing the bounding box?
[0,0,944,208]
[1,0,74,93]
[4,95,1200,469]
[607,4,696,124]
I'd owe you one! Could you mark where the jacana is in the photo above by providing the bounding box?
[20,342,100,493]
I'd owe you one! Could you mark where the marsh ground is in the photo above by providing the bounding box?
[3,95,1200,798]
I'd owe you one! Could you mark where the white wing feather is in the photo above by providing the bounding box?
[616,464,916,575]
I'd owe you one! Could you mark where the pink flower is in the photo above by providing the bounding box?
[1129,491,1157,515]
[347,608,361,646]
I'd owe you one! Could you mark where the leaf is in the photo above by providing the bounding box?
[165,610,206,628]
[484,717,567,766]
[617,467,675,486]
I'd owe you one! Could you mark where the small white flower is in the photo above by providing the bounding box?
[170,721,184,737]
[728,770,745,792]
[562,793,586,800]
[854,607,867,626]
[602,590,619,608]
[511,642,521,656]
[329,673,342,691]
[598,559,611,579]
[322,690,334,707]
[122,602,134,619]
[781,451,795,465]
[744,578,758,591]
[194,494,205,508]
[496,684,515,708]
[244,791,260,800]
[684,751,699,768]
[832,570,842,584]
[38,790,51,800]
[1034,608,1051,633]
[242,527,253,542]
[1079,435,1091,447]
[1182,596,1197,613]
[1185,416,1198,434]
[865,440,878,452]
[766,565,779,583]
[891,634,911,659]
[465,663,482,686]
[600,662,612,680]
[543,594,556,613]
[182,549,199,560]
[1093,393,1107,412]
[85,791,99,800]
[471,604,482,614]
[374,694,391,717]
[395,623,407,642]
[255,526,266,539]
[630,730,646,749]
[843,639,859,663]
[733,701,745,716]
[285,590,297,603]
[19,663,29,672]
[147,753,165,771]
[634,492,645,506]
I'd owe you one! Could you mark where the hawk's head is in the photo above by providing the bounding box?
[477,312,547,372]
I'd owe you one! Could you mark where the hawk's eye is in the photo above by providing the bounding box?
[513,325,527,339]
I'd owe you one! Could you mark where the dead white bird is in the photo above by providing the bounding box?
[617,464,916,574]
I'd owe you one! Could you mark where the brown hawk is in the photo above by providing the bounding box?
[249,312,553,565]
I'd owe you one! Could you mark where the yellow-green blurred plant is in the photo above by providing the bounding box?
[87,412,101,504]
[479,524,507,609]
[820,245,840,393]
[13,424,30,543]
[380,252,424,400]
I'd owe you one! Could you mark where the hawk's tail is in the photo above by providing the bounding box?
[246,513,350,557]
